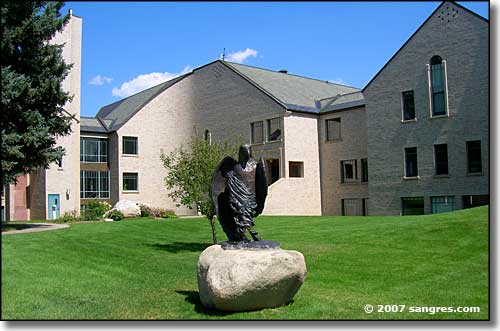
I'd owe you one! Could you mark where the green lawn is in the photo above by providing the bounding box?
[1,206,489,320]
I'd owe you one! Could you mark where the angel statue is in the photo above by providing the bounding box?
[210,144,268,243]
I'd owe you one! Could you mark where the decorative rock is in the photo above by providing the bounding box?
[111,199,141,218]
[198,244,307,312]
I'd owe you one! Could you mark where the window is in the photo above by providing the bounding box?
[401,197,424,215]
[361,158,368,182]
[402,90,416,121]
[326,118,341,141]
[56,156,63,168]
[204,130,211,144]
[434,144,448,175]
[289,161,304,178]
[404,147,418,177]
[431,196,456,214]
[430,56,447,116]
[466,140,482,173]
[342,198,363,216]
[251,121,264,144]
[267,118,281,141]
[462,195,489,209]
[340,160,357,183]
[26,186,30,209]
[123,172,138,191]
[80,171,110,199]
[123,136,138,155]
[267,158,280,184]
[80,137,108,163]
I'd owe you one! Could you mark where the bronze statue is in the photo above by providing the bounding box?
[210,144,268,242]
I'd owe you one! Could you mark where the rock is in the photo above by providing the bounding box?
[103,218,114,222]
[198,244,307,312]
[111,199,141,218]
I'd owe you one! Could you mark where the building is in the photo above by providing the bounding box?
[3,1,489,220]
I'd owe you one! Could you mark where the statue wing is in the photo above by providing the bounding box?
[254,156,268,216]
[210,156,238,219]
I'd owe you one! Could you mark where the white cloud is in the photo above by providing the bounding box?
[89,74,113,86]
[111,66,191,98]
[330,78,347,85]
[226,48,258,64]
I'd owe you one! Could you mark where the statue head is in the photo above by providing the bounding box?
[238,144,252,164]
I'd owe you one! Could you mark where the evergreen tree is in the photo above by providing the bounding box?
[1,1,73,185]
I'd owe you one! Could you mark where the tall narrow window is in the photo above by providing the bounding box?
[326,118,341,141]
[402,91,415,121]
[434,144,448,175]
[361,158,368,182]
[251,121,263,144]
[123,137,138,155]
[430,56,447,116]
[405,147,418,177]
[466,140,482,173]
[340,160,357,183]
[267,118,281,141]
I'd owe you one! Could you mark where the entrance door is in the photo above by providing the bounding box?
[47,194,60,220]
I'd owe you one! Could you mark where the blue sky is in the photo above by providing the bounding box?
[62,2,489,118]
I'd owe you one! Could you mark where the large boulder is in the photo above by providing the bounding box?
[198,244,307,312]
[111,199,141,218]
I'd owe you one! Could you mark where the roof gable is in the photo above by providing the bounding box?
[363,1,488,92]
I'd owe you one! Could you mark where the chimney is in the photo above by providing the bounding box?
[278,69,288,74]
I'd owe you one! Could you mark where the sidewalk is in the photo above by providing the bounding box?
[2,223,69,235]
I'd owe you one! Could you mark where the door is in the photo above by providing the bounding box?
[47,194,60,220]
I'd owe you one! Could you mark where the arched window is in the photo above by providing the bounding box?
[204,129,211,145]
[430,55,447,116]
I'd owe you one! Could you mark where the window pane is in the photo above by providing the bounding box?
[434,144,448,175]
[361,158,368,182]
[341,160,357,183]
[267,118,281,141]
[100,171,110,198]
[342,198,362,216]
[431,59,446,116]
[467,140,482,173]
[251,122,263,144]
[462,195,489,209]
[402,91,415,121]
[289,161,303,178]
[401,197,424,215]
[326,118,341,141]
[123,173,138,191]
[432,92,446,116]
[123,137,138,155]
[99,140,108,163]
[405,147,418,177]
[431,196,455,214]
[85,139,98,162]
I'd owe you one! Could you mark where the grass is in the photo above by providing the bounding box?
[1,206,489,320]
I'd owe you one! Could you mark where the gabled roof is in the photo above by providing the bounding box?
[95,74,190,131]
[362,1,488,92]
[224,61,360,113]
[80,116,107,133]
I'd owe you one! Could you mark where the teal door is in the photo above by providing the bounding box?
[48,194,60,220]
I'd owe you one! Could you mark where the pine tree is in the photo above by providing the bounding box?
[1,1,73,186]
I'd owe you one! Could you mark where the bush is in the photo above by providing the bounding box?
[55,210,80,223]
[107,210,124,221]
[81,200,110,221]
[139,204,177,219]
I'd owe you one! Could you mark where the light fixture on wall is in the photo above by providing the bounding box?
[66,189,70,200]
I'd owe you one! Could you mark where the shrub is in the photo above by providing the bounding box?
[55,210,80,223]
[81,200,110,221]
[139,204,177,219]
[107,210,124,221]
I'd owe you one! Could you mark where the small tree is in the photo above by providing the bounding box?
[161,136,240,244]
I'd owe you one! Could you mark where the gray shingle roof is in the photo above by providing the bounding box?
[224,61,360,112]
[95,74,189,131]
[80,116,107,133]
